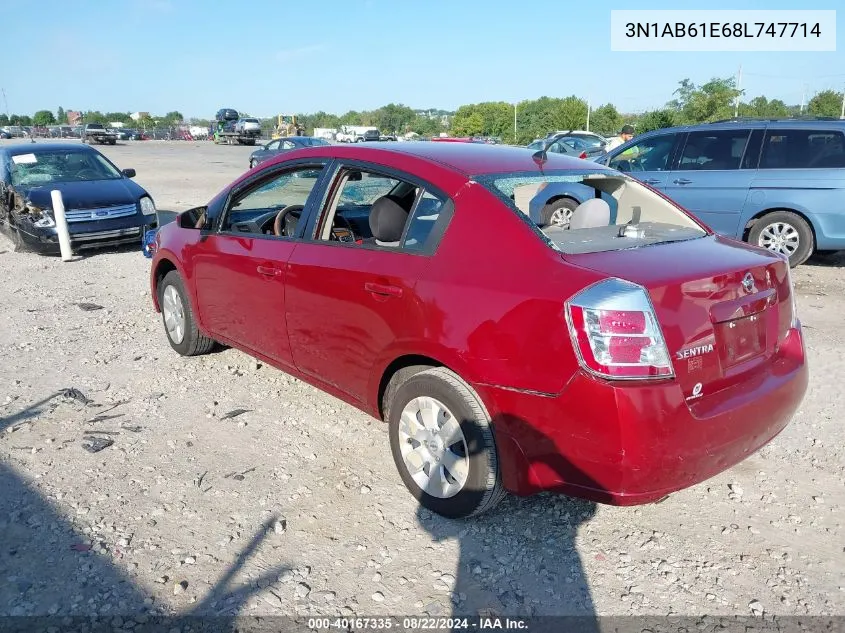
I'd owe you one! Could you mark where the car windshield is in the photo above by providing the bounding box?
[8,150,123,186]
[476,170,707,254]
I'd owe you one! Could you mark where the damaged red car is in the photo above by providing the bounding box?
[148,143,808,518]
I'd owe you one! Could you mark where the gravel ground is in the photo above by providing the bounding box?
[0,139,843,621]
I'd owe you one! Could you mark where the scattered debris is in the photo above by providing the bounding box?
[195,471,208,489]
[219,408,251,420]
[75,302,104,311]
[121,424,143,433]
[81,435,114,453]
[61,388,91,405]
[273,519,287,535]
[224,466,256,481]
[173,580,188,595]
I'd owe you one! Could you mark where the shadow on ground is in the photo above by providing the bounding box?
[415,414,600,630]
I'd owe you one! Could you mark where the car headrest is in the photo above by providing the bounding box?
[569,198,611,230]
[369,195,409,242]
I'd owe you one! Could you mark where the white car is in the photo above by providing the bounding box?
[234,118,261,134]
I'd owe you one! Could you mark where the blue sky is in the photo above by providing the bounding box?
[2,0,843,118]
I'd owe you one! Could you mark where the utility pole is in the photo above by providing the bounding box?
[586,98,591,131]
[513,101,517,142]
[841,84,845,119]
[1,88,8,119]
[800,84,807,113]
[733,65,742,118]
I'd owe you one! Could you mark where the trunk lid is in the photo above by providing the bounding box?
[565,235,794,401]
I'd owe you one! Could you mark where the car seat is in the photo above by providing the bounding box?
[569,198,611,230]
[368,195,409,246]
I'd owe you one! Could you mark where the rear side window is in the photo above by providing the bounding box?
[760,129,845,169]
[677,130,751,171]
[403,191,444,252]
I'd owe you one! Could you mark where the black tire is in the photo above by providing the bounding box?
[387,367,506,518]
[158,270,215,356]
[747,211,814,268]
[541,197,578,227]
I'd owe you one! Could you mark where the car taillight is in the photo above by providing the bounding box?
[565,278,673,379]
[579,151,587,159]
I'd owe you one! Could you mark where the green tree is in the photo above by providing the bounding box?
[589,103,622,137]
[808,90,844,118]
[165,111,184,123]
[82,110,108,124]
[33,110,56,126]
[56,106,65,124]
[0,114,8,126]
[669,77,741,122]
[104,112,129,123]
[634,109,678,133]
[739,96,790,118]
[10,114,32,125]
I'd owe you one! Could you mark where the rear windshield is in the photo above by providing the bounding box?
[476,170,707,255]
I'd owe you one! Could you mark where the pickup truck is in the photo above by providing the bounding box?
[81,123,118,145]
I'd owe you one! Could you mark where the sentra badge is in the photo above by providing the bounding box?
[676,343,714,360]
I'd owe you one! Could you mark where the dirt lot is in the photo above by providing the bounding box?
[0,139,843,623]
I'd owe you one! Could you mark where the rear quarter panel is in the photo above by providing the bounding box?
[391,182,603,397]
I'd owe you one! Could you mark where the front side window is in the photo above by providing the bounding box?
[677,130,751,171]
[760,129,845,169]
[221,166,324,237]
[609,134,675,172]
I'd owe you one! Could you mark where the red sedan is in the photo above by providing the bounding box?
[148,143,808,518]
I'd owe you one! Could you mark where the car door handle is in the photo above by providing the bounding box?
[256,265,282,277]
[673,178,692,185]
[364,282,403,298]
[642,178,662,185]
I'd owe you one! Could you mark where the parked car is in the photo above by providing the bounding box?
[0,143,157,253]
[248,136,330,169]
[597,118,845,267]
[234,118,262,136]
[0,130,10,139]
[548,130,609,150]
[147,143,807,518]
[528,134,605,161]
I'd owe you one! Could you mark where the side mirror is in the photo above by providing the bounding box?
[347,171,363,181]
[178,206,208,230]
[122,168,136,178]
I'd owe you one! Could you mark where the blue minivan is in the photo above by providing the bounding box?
[595,118,845,267]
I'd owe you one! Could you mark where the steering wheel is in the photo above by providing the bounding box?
[273,205,305,237]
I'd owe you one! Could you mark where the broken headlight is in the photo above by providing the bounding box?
[139,196,156,216]
[32,210,55,228]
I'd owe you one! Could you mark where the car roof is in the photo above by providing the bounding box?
[638,118,845,137]
[285,142,611,176]
[0,143,97,156]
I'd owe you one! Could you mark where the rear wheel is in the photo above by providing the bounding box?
[387,367,506,518]
[158,271,215,356]
[541,197,578,228]
[748,211,813,268]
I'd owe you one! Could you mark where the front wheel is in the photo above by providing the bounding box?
[748,211,813,268]
[387,367,506,518]
[158,271,215,356]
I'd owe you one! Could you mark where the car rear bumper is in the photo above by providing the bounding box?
[480,326,808,505]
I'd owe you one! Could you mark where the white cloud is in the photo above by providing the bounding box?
[275,44,325,62]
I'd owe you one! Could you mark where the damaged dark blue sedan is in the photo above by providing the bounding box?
[0,143,157,254]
